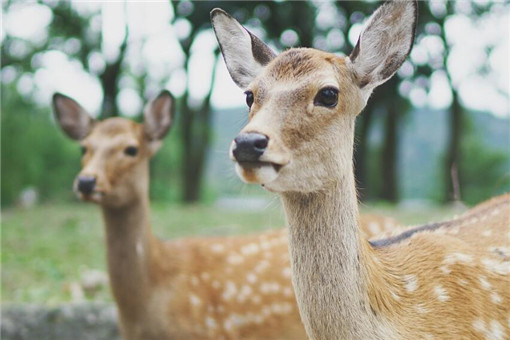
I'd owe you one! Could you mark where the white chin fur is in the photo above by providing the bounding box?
[235,163,279,184]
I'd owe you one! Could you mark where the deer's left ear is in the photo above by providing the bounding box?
[143,90,174,154]
[211,8,277,89]
[348,0,417,97]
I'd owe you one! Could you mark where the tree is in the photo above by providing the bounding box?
[170,1,317,202]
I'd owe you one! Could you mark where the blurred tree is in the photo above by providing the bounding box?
[170,0,317,202]
[416,1,507,203]
[2,1,128,118]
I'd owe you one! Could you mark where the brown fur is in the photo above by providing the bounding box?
[212,2,509,339]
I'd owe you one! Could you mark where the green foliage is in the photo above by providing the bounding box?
[459,128,510,205]
[1,86,81,206]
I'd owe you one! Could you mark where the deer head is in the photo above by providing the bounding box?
[53,91,174,207]
[212,1,417,193]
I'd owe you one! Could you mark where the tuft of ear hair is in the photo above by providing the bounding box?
[348,0,418,96]
[211,8,277,89]
[143,90,174,141]
[52,93,95,140]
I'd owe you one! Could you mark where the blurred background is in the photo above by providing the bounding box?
[1,0,509,330]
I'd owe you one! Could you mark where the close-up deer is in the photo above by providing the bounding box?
[212,0,509,339]
[52,91,399,339]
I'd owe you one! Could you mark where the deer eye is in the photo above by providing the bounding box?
[314,87,338,108]
[245,91,254,108]
[124,146,138,157]
[80,146,87,155]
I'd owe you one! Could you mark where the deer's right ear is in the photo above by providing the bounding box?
[211,8,276,89]
[52,93,95,140]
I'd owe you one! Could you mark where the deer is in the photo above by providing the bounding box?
[52,91,401,339]
[211,1,510,339]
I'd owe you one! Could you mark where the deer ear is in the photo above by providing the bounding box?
[143,90,174,143]
[211,8,277,89]
[348,0,417,96]
[52,93,95,140]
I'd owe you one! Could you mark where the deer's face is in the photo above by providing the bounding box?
[76,118,149,205]
[231,49,363,193]
[53,91,173,207]
[212,2,416,193]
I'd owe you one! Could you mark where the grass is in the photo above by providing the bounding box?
[2,200,461,304]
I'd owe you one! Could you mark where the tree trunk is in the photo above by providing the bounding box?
[444,90,463,202]
[99,26,128,119]
[380,99,400,203]
[180,53,219,203]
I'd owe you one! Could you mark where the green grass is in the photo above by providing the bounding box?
[2,201,461,304]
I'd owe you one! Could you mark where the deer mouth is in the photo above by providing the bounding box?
[235,161,284,184]
[75,189,106,203]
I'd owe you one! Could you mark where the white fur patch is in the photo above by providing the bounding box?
[434,285,449,302]
[404,275,418,293]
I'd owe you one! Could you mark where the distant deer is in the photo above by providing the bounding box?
[212,1,510,339]
[53,91,401,339]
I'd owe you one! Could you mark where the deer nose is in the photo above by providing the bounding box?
[77,176,96,195]
[233,133,269,162]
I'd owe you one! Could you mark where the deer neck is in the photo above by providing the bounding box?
[282,142,392,339]
[100,171,175,319]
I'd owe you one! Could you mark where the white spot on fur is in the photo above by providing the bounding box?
[223,319,233,331]
[237,284,253,303]
[205,316,217,329]
[440,265,451,274]
[479,276,492,290]
[247,273,257,284]
[389,289,401,301]
[473,318,486,333]
[489,320,505,340]
[404,275,418,292]
[491,292,502,304]
[443,252,474,265]
[222,281,237,301]
[384,219,395,230]
[210,244,225,253]
[458,279,469,286]
[282,267,291,278]
[189,294,202,306]
[260,282,280,294]
[415,303,429,314]
[241,242,260,256]
[368,222,380,235]
[482,258,510,275]
[283,287,293,297]
[434,285,449,302]
[227,254,244,265]
[482,229,493,237]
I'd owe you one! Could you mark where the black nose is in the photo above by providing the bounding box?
[233,133,269,162]
[77,176,96,195]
